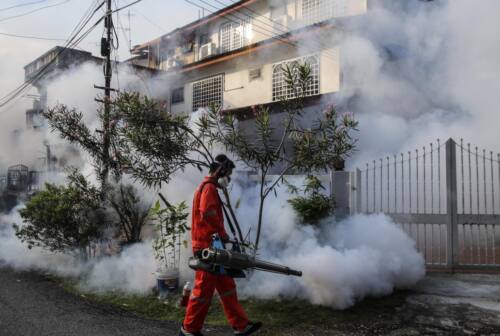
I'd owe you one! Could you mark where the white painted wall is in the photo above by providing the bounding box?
[168,42,340,115]
[159,0,368,114]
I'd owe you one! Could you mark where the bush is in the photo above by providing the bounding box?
[109,184,151,244]
[287,175,334,224]
[15,179,105,255]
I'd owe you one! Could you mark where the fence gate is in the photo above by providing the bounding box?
[347,138,500,270]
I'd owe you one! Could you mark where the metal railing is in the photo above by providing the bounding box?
[351,138,500,270]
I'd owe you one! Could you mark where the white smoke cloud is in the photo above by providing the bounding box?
[0,178,425,308]
[81,242,157,294]
[0,206,158,294]
[339,0,500,167]
[227,181,425,309]
[3,0,500,309]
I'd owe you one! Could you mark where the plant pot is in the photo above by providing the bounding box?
[156,268,180,299]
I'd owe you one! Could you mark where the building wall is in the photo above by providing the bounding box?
[148,0,366,72]
[168,39,340,115]
[140,0,368,115]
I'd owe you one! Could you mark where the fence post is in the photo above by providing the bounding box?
[354,168,362,214]
[446,138,459,268]
[331,170,351,219]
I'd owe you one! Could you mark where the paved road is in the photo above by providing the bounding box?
[2,265,500,336]
[0,266,184,336]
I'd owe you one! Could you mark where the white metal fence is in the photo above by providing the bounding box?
[349,138,500,270]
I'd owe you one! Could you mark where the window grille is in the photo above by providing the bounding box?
[220,20,246,53]
[302,0,347,25]
[192,74,224,111]
[272,55,320,102]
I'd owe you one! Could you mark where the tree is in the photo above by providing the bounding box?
[197,62,358,251]
[15,171,105,256]
[43,93,195,244]
[112,92,246,243]
[45,92,245,245]
[43,102,120,195]
[109,184,151,244]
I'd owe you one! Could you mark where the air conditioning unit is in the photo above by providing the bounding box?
[199,42,216,60]
[166,56,184,69]
[167,57,176,68]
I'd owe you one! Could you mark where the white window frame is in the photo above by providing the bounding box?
[192,74,224,112]
[219,20,248,53]
[272,54,320,102]
[301,0,345,25]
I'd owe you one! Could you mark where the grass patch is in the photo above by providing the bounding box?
[48,274,411,335]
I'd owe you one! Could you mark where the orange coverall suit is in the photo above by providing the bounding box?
[183,176,249,333]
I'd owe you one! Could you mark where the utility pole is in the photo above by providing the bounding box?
[128,10,132,51]
[96,0,113,195]
[45,143,52,173]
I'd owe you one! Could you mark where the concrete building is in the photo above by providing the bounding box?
[24,47,104,129]
[130,0,367,116]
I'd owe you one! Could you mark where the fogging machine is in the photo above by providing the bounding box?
[188,234,302,277]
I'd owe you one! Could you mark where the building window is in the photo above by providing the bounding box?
[192,74,224,111]
[220,21,247,53]
[171,87,184,104]
[302,0,342,25]
[272,55,320,102]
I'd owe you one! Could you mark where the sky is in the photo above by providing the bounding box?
[0,0,205,103]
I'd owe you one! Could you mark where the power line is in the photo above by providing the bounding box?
[0,1,104,103]
[0,0,72,23]
[0,16,104,108]
[132,8,165,32]
[183,0,339,64]
[111,0,143,14]
[0,0,49,12]
[207,0,340,62]
[183,0,296,48]
[0,1,105,110]
[0,31,66,41]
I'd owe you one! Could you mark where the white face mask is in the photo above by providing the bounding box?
[218,176,230,188]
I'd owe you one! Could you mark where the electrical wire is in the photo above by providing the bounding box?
[111,0,144,14]
[1,15,104,107]
[0,31,66,41]
[184,0,298,49]
[0,0,72,23]
[0,3,103,104]
[0,1,105,110]
[132,8,165,32]
[0,0,49,12]
[114,0,131,49]
[206,0,340,62]
[115,3,153,94]
[183,0,339,64]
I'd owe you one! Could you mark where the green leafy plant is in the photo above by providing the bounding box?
[111,92,246,244]
[287,175,334,224]
[15,171,106,257]
[150,197,189,270]
[197,62,358,250]
[109,184,151,244]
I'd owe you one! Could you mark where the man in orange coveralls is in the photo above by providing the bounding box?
[180,154,262,336]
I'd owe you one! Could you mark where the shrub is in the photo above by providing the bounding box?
[15,175,105,255]
[287,175,334,224]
